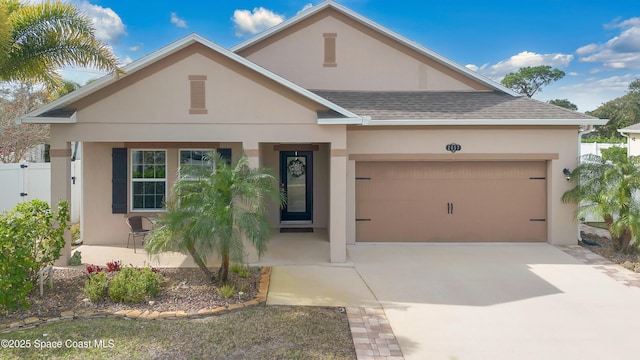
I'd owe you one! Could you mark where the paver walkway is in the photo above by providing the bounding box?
[346,307,404,360]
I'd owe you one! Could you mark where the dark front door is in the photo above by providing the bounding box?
[280,151,313,222]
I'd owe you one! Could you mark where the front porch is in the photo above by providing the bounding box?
[73,228,334,268]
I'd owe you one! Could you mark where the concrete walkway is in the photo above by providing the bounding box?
[268,242,640,360]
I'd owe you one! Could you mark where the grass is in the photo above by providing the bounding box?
[1,306,355,360]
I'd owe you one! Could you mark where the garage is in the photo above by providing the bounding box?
[355,161,547,242]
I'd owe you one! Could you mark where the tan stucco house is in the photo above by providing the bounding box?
[618,124,640,156]
[21,1,605,264]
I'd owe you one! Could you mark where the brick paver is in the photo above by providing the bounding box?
[560,245,640,288]
[346,306,404,360]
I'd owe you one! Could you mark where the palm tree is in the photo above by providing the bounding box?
[0,0,120,90]
[562,147,640,250]
[146,154,284,283]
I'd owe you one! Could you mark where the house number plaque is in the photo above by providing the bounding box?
[446,143,462,153]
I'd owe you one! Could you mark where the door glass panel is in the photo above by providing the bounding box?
[286,156,306,212]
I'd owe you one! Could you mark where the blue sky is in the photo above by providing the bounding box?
[60,0,640,112]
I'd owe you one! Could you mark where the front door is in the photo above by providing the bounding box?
[280,151,313,222]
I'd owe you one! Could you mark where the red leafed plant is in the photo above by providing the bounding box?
[85,264,102,275]
[106,260,121,273]
[84,260,122,279]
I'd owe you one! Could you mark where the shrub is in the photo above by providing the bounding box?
[69,251,82,266]
[0,200,69,311]
[83,271,109,302]
[230,263,250,278]
[108,266,163,303]
[216,284,235,299]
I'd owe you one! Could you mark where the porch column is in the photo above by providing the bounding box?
[243,142,260,169]
[50,142,72,266]
[330,148,348,262]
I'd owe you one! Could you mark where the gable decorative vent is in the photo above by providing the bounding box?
[323,33,337,67]
[189,75,207,114]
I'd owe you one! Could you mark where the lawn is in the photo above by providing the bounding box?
[0,306,356,360]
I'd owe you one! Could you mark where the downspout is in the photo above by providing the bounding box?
[576,125,595,244]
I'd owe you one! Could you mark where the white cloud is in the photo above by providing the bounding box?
[121,56,134,66]
[232,7,284,37]
[298,3,314,14]
[465,64,479,72]
[171,12,188,29]
[128,44,142,52]
[537,74,638,112]
[468,51,573,80]
[578,17,640,70]
[76,1,126,43]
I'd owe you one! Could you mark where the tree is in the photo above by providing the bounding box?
[0,0,120,90]
[548,99,577,111]
[0,83,48,163]
[562,147,640,251]
[501,65,565,97]
[146,155,285,283]
[586,78,640,139]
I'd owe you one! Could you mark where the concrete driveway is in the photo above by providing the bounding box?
[348,243,640,360]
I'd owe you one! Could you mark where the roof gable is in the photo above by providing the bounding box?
[21,33,359,124]
[232,1,519,95]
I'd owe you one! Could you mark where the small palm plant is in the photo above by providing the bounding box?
[562,147,640,251]
[0,0,121,89]
[146,154,284,283]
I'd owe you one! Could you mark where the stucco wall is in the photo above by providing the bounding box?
[346,126,580,246]
[626,135,640,156]
[242,13,483,91]
[73,50,322,127]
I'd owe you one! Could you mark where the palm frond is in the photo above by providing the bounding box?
[0,1,121,89]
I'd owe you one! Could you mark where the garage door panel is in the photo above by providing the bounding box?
[356,161,547,242]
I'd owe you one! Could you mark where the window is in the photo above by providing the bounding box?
[179,149,214,179]
[131,150,166,211]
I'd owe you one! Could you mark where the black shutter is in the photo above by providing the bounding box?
[218,148,232,165]
[112,148,128,214]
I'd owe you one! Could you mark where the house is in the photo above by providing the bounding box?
[20,1,606,264]
[618,124,640,156]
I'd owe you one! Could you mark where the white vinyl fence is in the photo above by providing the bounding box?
[580,142,626,158]
[579,143,626,223]
[0,161,82,223]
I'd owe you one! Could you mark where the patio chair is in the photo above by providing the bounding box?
[126,216,152,253]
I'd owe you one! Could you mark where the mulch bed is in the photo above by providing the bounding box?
[581,231,640,272]
[1,267,261,326]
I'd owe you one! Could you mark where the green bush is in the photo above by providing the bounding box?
[108,266,162,303]
[230,263,250,278]
[69,251,82,266]
[83,271,109,302]
[216,284,235,299]
[0,200,69,311]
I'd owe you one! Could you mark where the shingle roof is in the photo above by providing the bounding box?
[619,123,640,132]
[312,90,598,120]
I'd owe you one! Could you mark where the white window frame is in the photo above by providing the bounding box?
[130,149,167,212]
[178,149,216,180]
